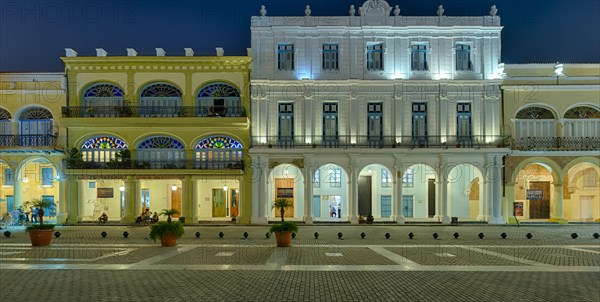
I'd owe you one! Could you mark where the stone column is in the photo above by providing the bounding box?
[190,178,199,224]
[303,157,314,224]
[490,155,504,224]
[56,179,68,224]
[552,183,567,224]
[121,176,137,224]
[65,178,79,224]
[349,164,359,224]
[13,176,23,209]
[182,176,193,223]
[392,159,405,223]
[505,182,518,224]
[481,155,494,223]
[253,159,269,224]
[77,180,86,220]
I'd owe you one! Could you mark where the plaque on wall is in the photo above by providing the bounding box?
[97,188,114,198]
[276,188,293,198]
[526,189,543,200]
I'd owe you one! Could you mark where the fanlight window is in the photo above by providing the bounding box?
[137,136,185,169]
[0,108,11,135]
[139,83,183,117]
[197,82,241,117]
[515,107,555,119]
[564,106,600,119]
[195,136,243,169]
[82,83,125,112]
[81,136,128,162]
[20,107,53,120]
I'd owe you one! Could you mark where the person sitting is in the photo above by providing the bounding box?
[98,213,108,224]
[151,212,159,223]
[135,215,144,225]
[366,213,374,224]
[358,214,366,224]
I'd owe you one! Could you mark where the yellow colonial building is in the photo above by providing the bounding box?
[60,48,252,224]
[0,73,66,222]
[502,63,600,223]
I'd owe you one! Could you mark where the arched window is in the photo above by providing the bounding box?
[563,106,600,141]
[19,107,54,146]
[139,83,183,117]
[0,107,11,136]
[194,136,243,169]
[196,82,241,117]
[137,136,185,169]
[514,106,556,144]
[82,83,125,116]
[81,136,128,162]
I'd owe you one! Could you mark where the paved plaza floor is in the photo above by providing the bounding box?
[1,224,599,301]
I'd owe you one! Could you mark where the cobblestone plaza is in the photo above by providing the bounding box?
[1,224,599,301]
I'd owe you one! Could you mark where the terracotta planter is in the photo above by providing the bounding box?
[160,233,177,247]
[274,231,292,247]
[28,229,54,246]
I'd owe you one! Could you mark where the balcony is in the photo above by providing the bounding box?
[251,135,510,149]
[62,159,244,170]
[62,106,246,118]
[0,135,57,147]
[512,137,600,151]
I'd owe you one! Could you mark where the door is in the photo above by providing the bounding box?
[380,195,391,218]
[358,176,372,216]
[528,181,550,219]
[141,189,150,213]
[212,188,226,217]
[312,195,321,217]
[412,103,427,147]
[457,102,472,146]
[275,178,294,218]
[171,188,181,218]
[580,196,593,220]
[230,189,239,218]
[402,195,414,218]
[367,103,383,147]
[278,103,294,147]
[428,178,436,217]
[323,102,338,147]
[6,195,14,213]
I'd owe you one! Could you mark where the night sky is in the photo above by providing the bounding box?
[1,0,598,72]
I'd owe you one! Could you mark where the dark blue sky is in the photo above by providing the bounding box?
[1,0,598,71]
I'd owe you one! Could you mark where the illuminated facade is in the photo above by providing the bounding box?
[60,49,252,224]
[249,1,509,224]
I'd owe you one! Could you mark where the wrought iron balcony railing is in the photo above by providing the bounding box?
[0,135,57,147]
[251,135,510,149]
[513,137,600,151]
[62,159,244,170]
[62,106,246,118]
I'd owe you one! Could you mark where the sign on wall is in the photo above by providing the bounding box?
[97,188,114,198]
[526,189,543,200]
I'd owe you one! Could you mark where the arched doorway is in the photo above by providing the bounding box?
[563,162,600,221]
[358,164,393,220]
[312,163,348,221]
[402,164,436,219]
[447,164,483,221]
[269,164,304,220]
[0,160,15,215]
[15,157,59,224]
[513,163,555,220]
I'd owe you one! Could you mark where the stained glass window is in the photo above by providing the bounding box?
[564,106,600,119]
[196,82,241,117]
[195,136,243,149]
[0,108,11,120]
[19,107,52,120]
[140,83,182,97]
[83,83,124,97]
[198,83,239,98]
[515,107,555,119]
[138,136,184,149]
[81,136,128,149]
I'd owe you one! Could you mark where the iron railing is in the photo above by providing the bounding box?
[62,159,244,170]
[62,106,246,118]
[513,137,600,151]
[251,135,511,149]
[0,135,57,147]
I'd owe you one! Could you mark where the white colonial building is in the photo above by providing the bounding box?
[249,1,509,224]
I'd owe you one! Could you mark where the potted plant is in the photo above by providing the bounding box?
[269,198,298,247]
[25,198,55,246]
[149,208,184,247]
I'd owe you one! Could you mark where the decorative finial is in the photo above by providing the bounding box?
[358,6,363,16]
[437,5,445,16]
[260,5,267,16]
[393,5,401,16]
[305,5,311,16]
[490,5,498,16]
[349,4,355,16]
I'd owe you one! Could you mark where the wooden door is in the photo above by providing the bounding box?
[275,178,294,218]
[171,188,181,218]
[428,179,436,217]
[212,189,226,217]
[528,181,550,219]
[358,176,372,216]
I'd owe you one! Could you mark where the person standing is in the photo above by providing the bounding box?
[32,207,39,223]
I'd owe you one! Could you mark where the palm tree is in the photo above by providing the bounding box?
[272,198,293,222]
[26,198,54,225]
[160,209,179,223]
